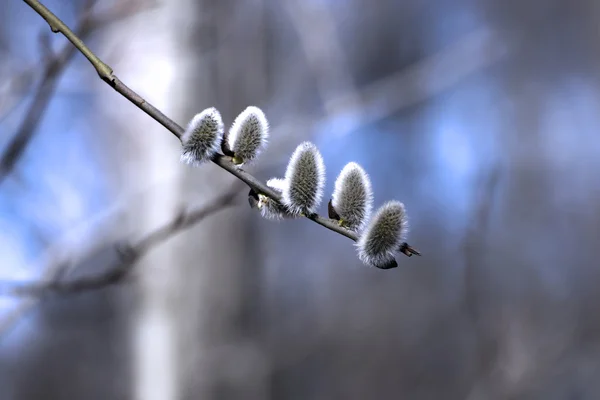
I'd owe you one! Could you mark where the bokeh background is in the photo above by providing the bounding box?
[2,0,600,399]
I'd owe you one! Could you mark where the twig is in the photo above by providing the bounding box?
[0,0,155,185]
[21,0,420,262]
[0,181,240,339]
[0,180,242,297]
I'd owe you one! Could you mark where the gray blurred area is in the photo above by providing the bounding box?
[1,0,600,399]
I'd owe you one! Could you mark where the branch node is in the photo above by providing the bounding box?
[97,63,115,82]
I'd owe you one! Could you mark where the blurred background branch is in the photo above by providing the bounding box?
[0,0,156,186]
[0,180,242,299]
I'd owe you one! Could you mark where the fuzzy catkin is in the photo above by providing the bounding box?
[227,106,269,165]
[258,178,294,220]
[282,142,326,215]
[332,162,373,231]
[266,177,286,192]
[356,200,408,267]
[180,107,224,165]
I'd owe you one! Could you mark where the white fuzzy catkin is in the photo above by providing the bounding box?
[332,162,373,231]
[227,106,269,165]
[356,200,408,267]
[257,178,294,220]
[180,107,224,165]
[266,177,286,192]
[282,142,326,215]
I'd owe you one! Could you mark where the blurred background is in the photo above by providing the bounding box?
[1,0,600,399]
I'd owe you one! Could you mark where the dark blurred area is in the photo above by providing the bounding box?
[1,0,600,399]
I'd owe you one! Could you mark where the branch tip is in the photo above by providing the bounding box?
[399,242,421,257]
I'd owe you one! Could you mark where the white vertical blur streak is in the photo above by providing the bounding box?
[134,299,177,400]
[98,2,184,400]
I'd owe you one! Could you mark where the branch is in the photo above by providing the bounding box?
[0,0,155,185]
[0,180,243,297]
[22,0,420,263]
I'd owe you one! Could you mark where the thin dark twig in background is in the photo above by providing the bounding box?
[0,0,156,186]
[21,0,420,260]
[0,180,242,298]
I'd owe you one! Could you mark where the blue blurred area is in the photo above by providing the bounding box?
[0,0,110,325]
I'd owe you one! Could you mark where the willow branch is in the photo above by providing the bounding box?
[22,0,420,259]
[0,181,242,297]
